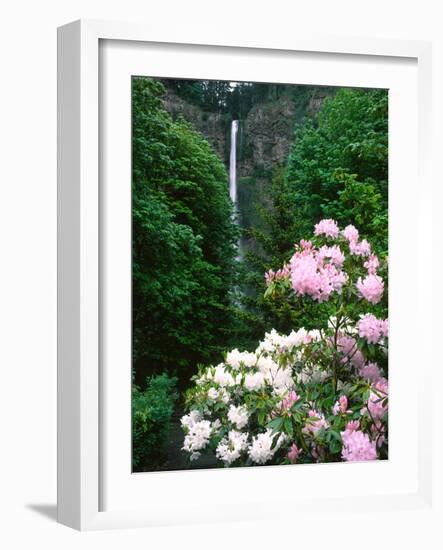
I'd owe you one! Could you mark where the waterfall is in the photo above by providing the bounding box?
[229,120,242,264]
[229,120,239,207]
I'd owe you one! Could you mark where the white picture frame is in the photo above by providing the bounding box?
[57,19,434,531]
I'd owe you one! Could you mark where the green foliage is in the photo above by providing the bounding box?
[241,88,388,334]
[285,88,388,241]
[132,77,238,382]
[240,168,305,336]
[162,79,330,122]
[165,79,233,112]
[132,373,178,470]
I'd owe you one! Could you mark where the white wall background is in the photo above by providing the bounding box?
[0,1,441,548]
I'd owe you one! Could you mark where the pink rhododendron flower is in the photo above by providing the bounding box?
[288,443,300,463]
[367,379,388,420]
[300,239,313,249]
[281,390,300,412]
[345,420,360,432]
[290,250,344,302]
[265,263,290,285]
[364,254,380,274]
[318,245,345,268]
[337,334,365,369]
[359,362,382,384]
[342,224,359,243]
[332,395,350,415]
[314,219,339,238]
[380,318,389,338]
[303,410,329,436]
[341,429,377,461]
[349,239,371,257]
[356,274,384,304]
[358,314,388,344]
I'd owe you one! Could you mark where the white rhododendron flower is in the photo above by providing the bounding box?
[182,419,212,455]
[248,430,286,465]
[219,388,230,404]
[241,352,257,368]
[285,328,308,349]
[212,365,235,387]
[207,387,219,400]
[180,410,202,429]
[296,364,328,385]
[216,430,249,465]
[265,363,294,392]
[225,349,243,369]
[256,355,278,374]
[212,419,221,430]
[227,404,249,429]
[244,372,265,391]
[226,349,257,369]
[270,367,294,392]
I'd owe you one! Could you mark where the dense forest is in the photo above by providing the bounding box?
[132,77,388,471]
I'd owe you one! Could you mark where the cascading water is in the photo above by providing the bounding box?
[229,120,242,262]
[228,118,244,301]
[229,120,239,206]
[229,120,242,266]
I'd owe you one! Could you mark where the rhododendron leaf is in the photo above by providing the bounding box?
[284,418,294,437]
[357,338,366,350]
[267,417,284,431]
[330,430,342,443]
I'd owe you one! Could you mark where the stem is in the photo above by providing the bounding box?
[296,426,310,454]
[331,306,344,394]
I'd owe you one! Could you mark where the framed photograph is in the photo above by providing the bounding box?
[58,19,433,531]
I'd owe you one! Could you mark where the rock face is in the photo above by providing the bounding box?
[160,83,332,238]
[162,88,227,161]
[237,95,296,177]
[162,84,331,181]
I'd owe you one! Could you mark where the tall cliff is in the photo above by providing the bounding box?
[159,80,332,249]
[162,87,228,160]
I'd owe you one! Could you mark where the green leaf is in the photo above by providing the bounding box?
[284,417,294,437]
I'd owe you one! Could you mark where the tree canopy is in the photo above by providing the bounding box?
[285,88,388,251]
[132,77,238,384]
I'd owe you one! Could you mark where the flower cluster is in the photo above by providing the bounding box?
[290,246,348,302]
[265,264,290,285]
[356,274,384,305]
[182,326,388,466]
[249,430,287,465]
[315,218,340,238]
[332,395,351,415]
[341,422,377,461]
[265,220,385,307]
[182,221,388,467]
[303,410,330,436]
[181,410,218,461]
[216,430,249,465]
[366,379,389,420]
[358,314,388,344]
[228,404,249,429]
